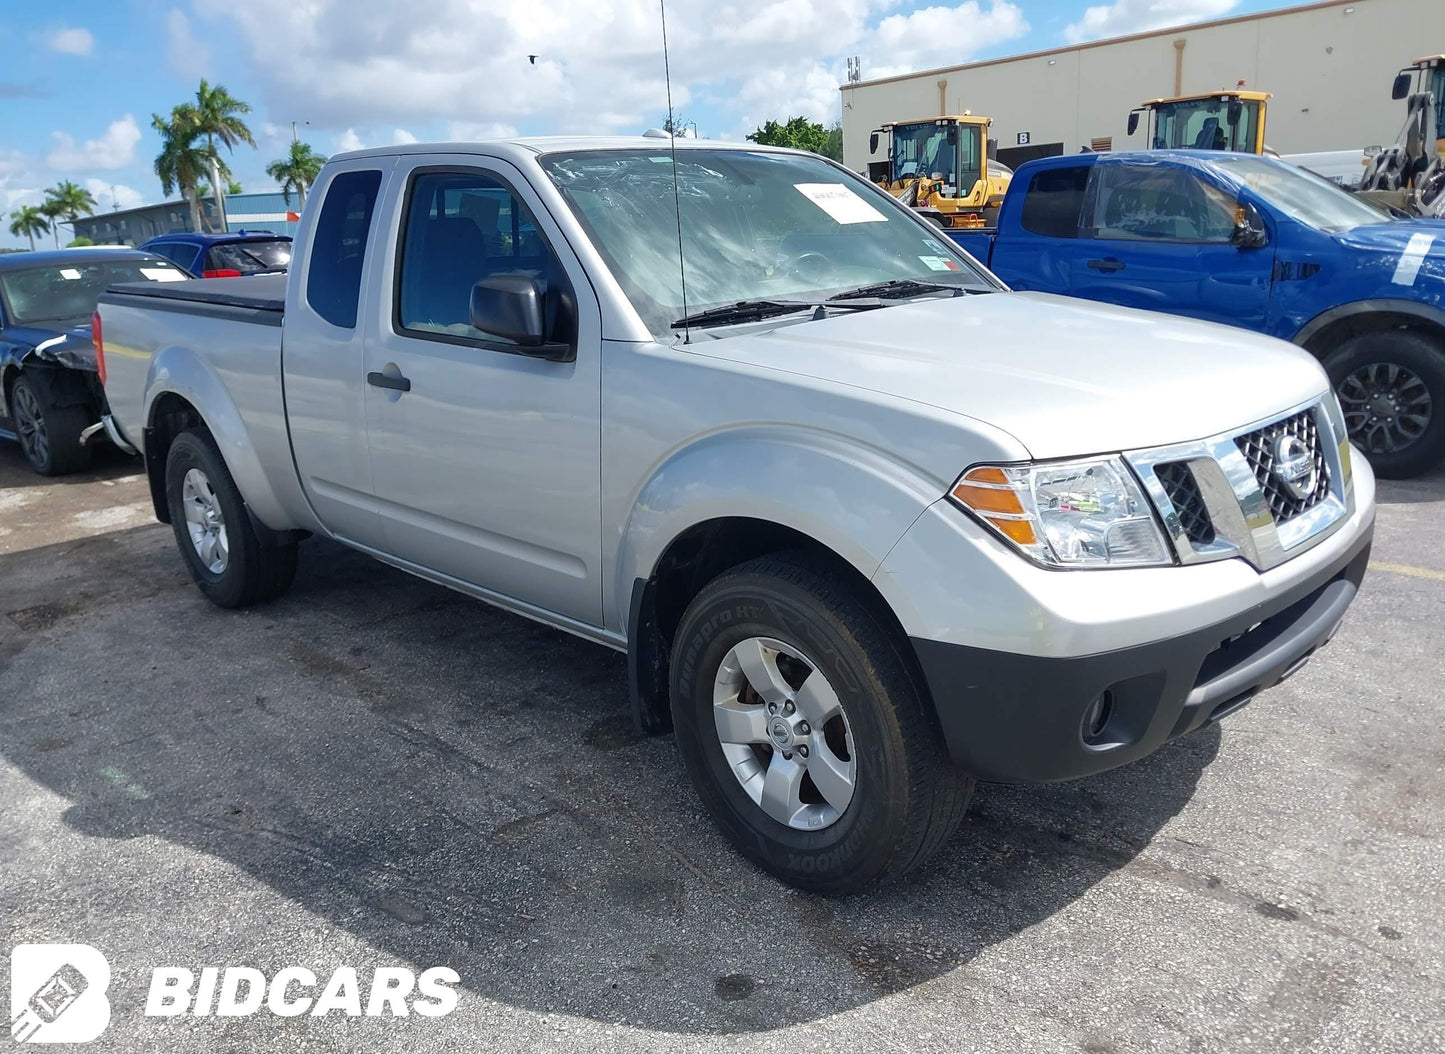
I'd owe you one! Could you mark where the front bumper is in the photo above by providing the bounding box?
[877,448,1376,784]
[910,526,1370,782]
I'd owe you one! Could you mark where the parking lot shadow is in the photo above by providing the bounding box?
[0,441,141,489]
[0,528,1220,1034]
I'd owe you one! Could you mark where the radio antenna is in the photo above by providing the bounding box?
[659,0,690,344]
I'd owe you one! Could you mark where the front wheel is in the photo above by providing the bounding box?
[165,430,297,608]
[669,554,973,894]
[1325,330,1445,478]
[10,374,92,476]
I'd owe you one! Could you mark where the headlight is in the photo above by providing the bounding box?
[950,458,1172,568]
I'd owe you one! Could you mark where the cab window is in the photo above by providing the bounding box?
[1020,166,1088,238]
[396,170,572,348]
[1085,161,1239,243]
[306,170,382,329]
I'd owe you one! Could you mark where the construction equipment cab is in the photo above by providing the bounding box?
[869,115,1010,228]
[1128,90,1271,154]
[1362,56,1445,217]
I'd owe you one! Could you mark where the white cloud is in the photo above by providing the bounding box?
[193,0,1026,139]
[46,115,141,170]
[49,26,94,56]
[445,121,520,141]
[166,10,212,79]
[1064,0,1237,44]
[83,179,146,212]
[391,128,418,144]
[335,128,365,152]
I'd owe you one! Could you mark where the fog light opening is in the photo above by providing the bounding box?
[1082,691,1115,745]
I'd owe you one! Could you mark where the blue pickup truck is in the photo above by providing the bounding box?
[951,150,1445,477]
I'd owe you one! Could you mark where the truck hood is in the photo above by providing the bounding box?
[1334,221,1445,271]
[692,291,1330,460]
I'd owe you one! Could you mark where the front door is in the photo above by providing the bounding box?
[1070,157,1274,331]
[361,157,603,626]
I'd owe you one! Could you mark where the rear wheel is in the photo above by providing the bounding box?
[165,430,297,608]
[11,374,92,476]
[669,554,973,894]
[1324,330,1445,478]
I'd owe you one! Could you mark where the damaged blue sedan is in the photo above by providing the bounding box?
[0,248,187,474]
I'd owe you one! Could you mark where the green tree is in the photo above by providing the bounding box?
[198,178,245,198]
[186,79,256,231]
[153,107,213,232]
[8,204,49,251]
[67,236,95,247]
[42,181,97,247]
[265,139,327,209]
[746,116,840,159]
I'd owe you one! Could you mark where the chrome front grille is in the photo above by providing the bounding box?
[1154,462,1215,545]
[1235,410,1331,523]
[1126,397,1352,572]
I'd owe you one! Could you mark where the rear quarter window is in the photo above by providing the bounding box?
[1020,166,1088,239]
[306,170,383,328]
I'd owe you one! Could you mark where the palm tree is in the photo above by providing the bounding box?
[265,140,327,210]
[188,80,255,232]
[8,205,49,251]
[41,181,96,247]
[198,178,244,198]
[153,107,211,233]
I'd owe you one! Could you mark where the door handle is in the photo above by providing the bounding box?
[1087,258,1126,272]
[367,370,411,392]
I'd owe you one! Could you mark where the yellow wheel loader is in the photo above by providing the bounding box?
[869,115,1011,229]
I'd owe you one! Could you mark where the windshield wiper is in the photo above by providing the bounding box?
[671,297,883,330]
[827,278,984,301]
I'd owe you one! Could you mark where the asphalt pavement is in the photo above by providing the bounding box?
[1,440,1441,1053]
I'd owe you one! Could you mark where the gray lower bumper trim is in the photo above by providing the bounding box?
[101,414,139,456]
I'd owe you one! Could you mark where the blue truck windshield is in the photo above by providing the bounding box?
[1211,155,1388,232]
[540,148,992,335]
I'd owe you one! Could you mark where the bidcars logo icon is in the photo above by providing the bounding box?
[10,944,111,1044]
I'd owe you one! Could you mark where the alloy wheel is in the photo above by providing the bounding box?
[181,468,230,574]
[1338,361,1433,454]
[712,636,857,831]
[13,384,48,468]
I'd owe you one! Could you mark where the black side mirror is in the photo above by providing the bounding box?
[869,132,880,154]
[469,272,574,362]
[1127,111,1140,136]
[1231,203,1268,249]
[1227,97,1243,125]
[1393,72,1412,101]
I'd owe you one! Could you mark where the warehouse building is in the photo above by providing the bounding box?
[840,0,1445,174]
[72,191,301,245]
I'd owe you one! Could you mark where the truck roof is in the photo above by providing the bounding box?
[330,136,804,163]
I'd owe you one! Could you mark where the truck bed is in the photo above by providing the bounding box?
[102,273,286,323]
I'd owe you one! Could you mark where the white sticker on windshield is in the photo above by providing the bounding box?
[59,268,82,280]
[918,255,962,272]
[794,183,887,224]
[1391,233,1434,286]
[141,268,187,282]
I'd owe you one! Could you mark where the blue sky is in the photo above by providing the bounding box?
[2,0,1305,247]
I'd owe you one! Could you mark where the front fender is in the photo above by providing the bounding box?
[613,425,946,631]
[143,345,293,531]
[1293,297,1445,348]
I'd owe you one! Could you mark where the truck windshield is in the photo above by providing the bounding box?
[889,121,981,188]
[0,257,187,327]
[1211,155,1389,232]
[539,148,993,336]
[1152,98,1260,152]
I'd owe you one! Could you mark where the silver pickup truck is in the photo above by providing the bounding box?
[97,138,1376,894]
